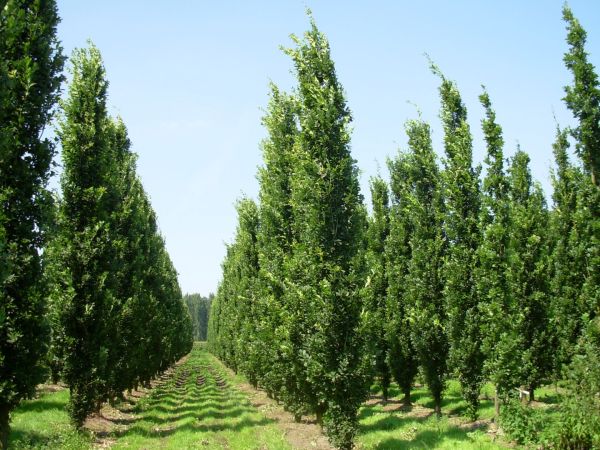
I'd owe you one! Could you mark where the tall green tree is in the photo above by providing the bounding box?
[386,152,418,407]
[283,16,370,448]
[364,176,391,401]
[208,198,259,377]
[506,150,551,400]
[184,293,212,341]
[551,8,600,446]
[434,67,483,420]
[548,126,583,375]
[54,44,192,425]
[403,119,447,416]
[56,44,118,426]
[0,0,64,445]
[256,84,298,400]
[562,5,600,188]
[476,90,514,420]
[562,4,600,323]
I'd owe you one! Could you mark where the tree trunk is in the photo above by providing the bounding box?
[0,404,10,450]
[315,404,326,427]
[494,387,500,422]
[382,385,389,404]
[402,391,411,408]
[434,402,442,417]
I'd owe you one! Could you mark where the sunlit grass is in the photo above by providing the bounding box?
[357,380,508,449]
[9,388,93,449]
[111,343,291,449]
[9,346,562,449]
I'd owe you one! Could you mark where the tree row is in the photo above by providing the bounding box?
[0,2,193,445]
[208,6,599,450]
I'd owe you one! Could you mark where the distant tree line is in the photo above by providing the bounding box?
[184,293,212,341]
[0,1,192,445]
[208,6,599,449]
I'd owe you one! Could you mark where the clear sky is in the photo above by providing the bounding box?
[55,1,600,297]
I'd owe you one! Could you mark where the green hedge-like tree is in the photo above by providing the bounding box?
[386,152,418,407]
[0,0,64,444]
[208,198,260,376]
[283,17,370,448]
[184,294,212,341]
[364,176,391,401]
[476,90,513,420]
[403,119,447,416]
[54,44,192,426]
[549,127,584,374]
[256,84,298,400]
[56,44,117,426]
[562,4,600,325]
[506,150,551,400]
[434,67,483,420]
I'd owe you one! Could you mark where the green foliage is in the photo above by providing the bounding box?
[562,5,600,187]
[283,18,370,448]
[403,119,447,415]
[255,84,298,402]
[184,293,212,341]
[476,90,513,416]
[364,176,391,401]
[499,399,545,445]
[506,150,551,398]
[551,317,600,449]
[208,198,260,377]
[385,152,418,406]
[0,0,65,445]
[434,67,482,420]
[53,43,191,427]
[549,126,585,373]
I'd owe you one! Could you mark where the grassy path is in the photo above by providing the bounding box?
[108,345,291,449]
[9,344,520,449]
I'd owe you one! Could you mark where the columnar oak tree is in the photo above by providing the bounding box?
[403,119,447,416]
[283,17,370,448]
[476,91,513,419]
[386,153,418,407]
[364,176,391,401]
[57,44,117,426]
[434,67,483,419]
[55,44,192,426]
[0,0,64,444]
[256,85,298,400]
[506,150,551,401]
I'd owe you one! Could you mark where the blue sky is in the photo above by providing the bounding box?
[55,1,600,296]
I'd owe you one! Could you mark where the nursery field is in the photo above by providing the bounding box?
[9,343,565,449]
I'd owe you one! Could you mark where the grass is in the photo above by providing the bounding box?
[357,381,507,450]
[111,344,291,449]
[8,388,93,449]
[9,345,562,449]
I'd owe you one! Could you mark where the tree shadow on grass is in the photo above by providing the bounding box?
[116,416,276,439]
[13,399,65,414]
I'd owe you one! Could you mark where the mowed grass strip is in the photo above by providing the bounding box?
[10,345,560,449]
[110,343,291,449]
[8,387,93,449]
[356,381,507,450]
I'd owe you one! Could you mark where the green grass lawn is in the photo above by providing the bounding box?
[356,381,506,449]
[10,345,561,449]
[110,344,290,449]
[8,388,93,449]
